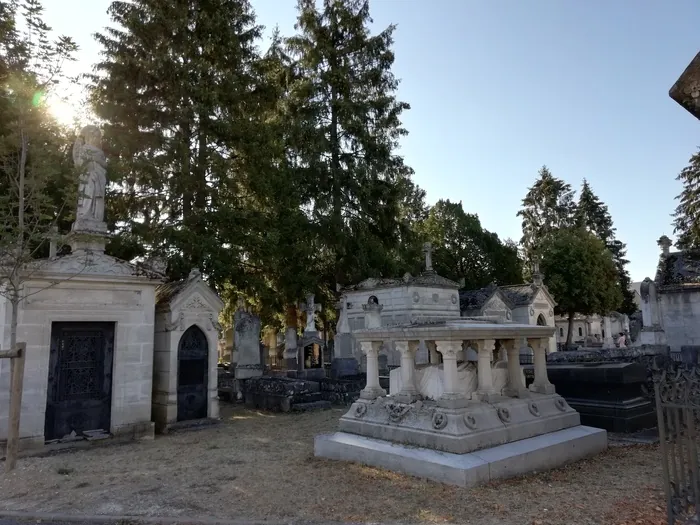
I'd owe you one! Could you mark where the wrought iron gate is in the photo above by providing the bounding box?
[45,322,114,441]
[177,325,209,421]
[654,366,700,524]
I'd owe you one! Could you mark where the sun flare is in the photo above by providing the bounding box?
[46,93,80,128]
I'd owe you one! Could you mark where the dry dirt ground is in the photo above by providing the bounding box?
[0,404,668,525]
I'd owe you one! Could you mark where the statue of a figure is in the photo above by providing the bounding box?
[72,125,107,224]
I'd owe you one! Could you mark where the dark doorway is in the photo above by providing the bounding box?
[536,314,547,326]
[45,322,115,441]
[177,325,209,422]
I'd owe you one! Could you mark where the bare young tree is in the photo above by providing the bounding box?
[0,0,79,350]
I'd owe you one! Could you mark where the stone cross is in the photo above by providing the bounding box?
[422,242,433,272]
[304,294,322,333]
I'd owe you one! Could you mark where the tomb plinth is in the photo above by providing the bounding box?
[315,318,607,487]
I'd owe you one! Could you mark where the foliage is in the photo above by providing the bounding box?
[90,0,267,292]
[284,0,423,294]
[540,227,623,345]
[673,148,700,250]
[517,165,576,265]
[0,0,78,347]
[419,199,522,289]
[576,179,637,315]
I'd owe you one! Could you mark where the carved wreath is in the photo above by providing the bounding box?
[354,403,367,418]
[528,402,540,417]
[497,407,511,423]
[464,413,477,430]
[555,398,568,412]
[432,412,448,430]
[384,402,412,423]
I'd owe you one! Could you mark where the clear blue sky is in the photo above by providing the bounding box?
[45,0,700,282]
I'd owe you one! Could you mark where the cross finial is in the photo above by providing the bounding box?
[422,242,433,272]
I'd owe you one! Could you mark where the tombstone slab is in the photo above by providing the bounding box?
[234,308,263,380]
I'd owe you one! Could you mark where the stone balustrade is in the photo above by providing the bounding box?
[354,319,556,406]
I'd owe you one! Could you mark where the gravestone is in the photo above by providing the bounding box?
[331,294,360,378]
[234,305,263,385]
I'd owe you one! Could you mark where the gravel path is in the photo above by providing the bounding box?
[0,404,666,525]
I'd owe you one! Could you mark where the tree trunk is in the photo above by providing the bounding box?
[329,25,343,290]
[566,309,575,349]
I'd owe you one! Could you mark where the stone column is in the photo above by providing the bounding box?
[394,340,420,403]
[436,340,468,408]
[360,341,386,400]
[472,339,498,402]
[426,340,440,364]
[528,337,555,394]
[502,339,528,398]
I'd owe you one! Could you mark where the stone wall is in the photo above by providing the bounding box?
[658,289,700,352]
[0,277,158,445]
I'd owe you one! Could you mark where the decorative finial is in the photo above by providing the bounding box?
[188,267,202,280]
[657,235,672,257]
[422,242,434,272]
[532,258,543,287]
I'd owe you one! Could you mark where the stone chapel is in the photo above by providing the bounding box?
[0,126,224,449]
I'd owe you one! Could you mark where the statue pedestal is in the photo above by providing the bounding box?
[68,220,109,254]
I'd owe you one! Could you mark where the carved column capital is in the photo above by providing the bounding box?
[500,339,517,351]
[395,340,419,357]
[527,338,549,352]
[360,341,382,357]
[473,339,496,352]
[435,340,462,359]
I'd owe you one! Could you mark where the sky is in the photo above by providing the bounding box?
[42,0,700,282]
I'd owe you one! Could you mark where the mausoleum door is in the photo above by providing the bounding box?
[536,314,547,326]
[45,322,115,441]
[177,325,209,422]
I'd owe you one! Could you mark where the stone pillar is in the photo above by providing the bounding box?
[528,337,555,394]
[472,339,498,402]
[426,340,440,364]
[360,341,386,400]
[603,315,614,348]
[394,340,419,403]
[436,340,468,408]
[502,339,528,398]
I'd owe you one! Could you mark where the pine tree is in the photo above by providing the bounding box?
[673,149,700,250]
[285,0,421,291]
[576,179,637,315]
[89,0,267,289]
[517,166,576,265]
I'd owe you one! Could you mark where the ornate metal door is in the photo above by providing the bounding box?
[177,325,209,421]
[45,322,115,441]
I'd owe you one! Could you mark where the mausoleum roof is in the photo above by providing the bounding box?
[459,284,513,312]
[344,270,459,292]
[656,250,700,289]
[155,268,224,311]
[499,284,539,306]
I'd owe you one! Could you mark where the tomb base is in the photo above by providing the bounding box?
[314,425,607,488]
[338,394,580,454]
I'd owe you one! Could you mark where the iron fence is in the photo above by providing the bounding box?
[653,365,700,524]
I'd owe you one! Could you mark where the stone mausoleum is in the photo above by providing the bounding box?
[638,235,700,354]
[0,126,224,449]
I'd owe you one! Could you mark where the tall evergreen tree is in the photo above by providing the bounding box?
[285,0,421,291]
[673,149,700,250]
[575,179,636,315]
[517,165,575,265]
[89,0,267,289]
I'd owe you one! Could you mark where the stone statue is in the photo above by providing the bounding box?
[72,125,107,226]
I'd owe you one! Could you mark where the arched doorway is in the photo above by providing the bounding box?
[536,313,547,326]
[177,325,209,422]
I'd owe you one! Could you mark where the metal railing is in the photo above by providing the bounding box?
[654,365,700,524]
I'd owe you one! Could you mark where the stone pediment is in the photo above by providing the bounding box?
[157,269,224,314]
[28,251,165,281]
